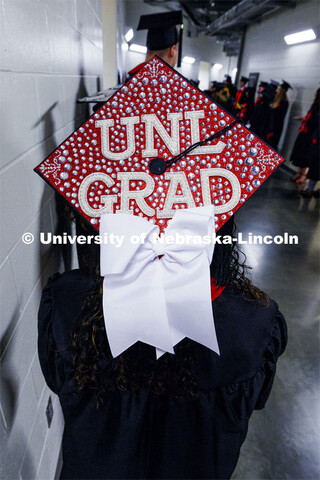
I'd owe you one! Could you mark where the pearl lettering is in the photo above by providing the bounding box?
[200,168,241,213]
[96,116,140,161]
[141,112,182,157]
[95,110,226,161]
[79,173,117,216]
[79,169,240,219]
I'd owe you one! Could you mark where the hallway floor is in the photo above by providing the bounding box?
[231,167,320,480]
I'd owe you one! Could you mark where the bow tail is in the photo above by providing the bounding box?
[162,253,220,356]
[103,260,175,358]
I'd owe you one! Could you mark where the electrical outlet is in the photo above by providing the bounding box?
[46,395,53,428]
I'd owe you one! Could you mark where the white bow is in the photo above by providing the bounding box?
[100,206,220,359]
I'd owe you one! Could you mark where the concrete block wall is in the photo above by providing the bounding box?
[0,0,103,478]
[239,0,320,162]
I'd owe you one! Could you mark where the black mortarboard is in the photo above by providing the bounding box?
[259,81,268,88]
[224,75,232,83]
[137,11,183,67]
[240,76,248,83]
[270,79,279,88]
[263,84,277,101]
[280,80,292,91]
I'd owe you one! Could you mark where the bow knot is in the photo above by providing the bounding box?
[152,238,165,257]
[100,206,220,359]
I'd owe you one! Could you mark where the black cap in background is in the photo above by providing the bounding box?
[263,84,277,101]
[137,11,183,67]
[281,80,292,91]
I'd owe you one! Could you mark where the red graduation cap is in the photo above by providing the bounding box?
[35,56,284,234]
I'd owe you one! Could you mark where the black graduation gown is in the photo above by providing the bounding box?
[290,108,320,180]
[249,96,271,140]
[266,99,289,149]
[38,270,287,480]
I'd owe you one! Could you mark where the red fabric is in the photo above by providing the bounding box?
[299,111,312,133]
[210,277,226,301]
[234,87,247,118]
[234,88,243,105]
[239,103,247,120]
[128,62,146,76]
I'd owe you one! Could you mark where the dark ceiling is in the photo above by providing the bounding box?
[144,0,298,55]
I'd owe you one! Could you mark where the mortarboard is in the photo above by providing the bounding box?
[269,79,279,88]
[137,11,183,67]
[280,80,292,91]
[259,81,268,88]
[35,56,285,358]
[240,76,249,83]
[35,56,284,236]
[262,84,277,101]
[224,75,232,83]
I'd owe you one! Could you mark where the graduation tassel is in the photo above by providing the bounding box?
[177,23,183,68]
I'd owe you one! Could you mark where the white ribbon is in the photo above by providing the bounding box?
[100,206,220,359]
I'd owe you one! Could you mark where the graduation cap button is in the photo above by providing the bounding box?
[149,157,167,175]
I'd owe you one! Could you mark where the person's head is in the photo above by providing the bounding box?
[224,75,232,86]
[145,43,179,68]
[262,84,276,103]
[258,81,268,95]
[280,80,292,93]
[273,85,287,107]
[239,76,248,88]
[274,80,291,102]
[137,11,183,68]
[275,85,282,95]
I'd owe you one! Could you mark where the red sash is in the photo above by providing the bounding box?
[210,277,226,301]
[299,111,312,133]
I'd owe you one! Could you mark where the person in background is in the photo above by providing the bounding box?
[204,81,223,102]
[267,80,279,103]
[233,76,249,120]
[214,74,236,113]
[290,88,320,193]
[255,81,268,102]
[249,82,274,140]
[127,10,183,78]
[255,80,268,96]
[224,74,236,98]
[266,80,292,149]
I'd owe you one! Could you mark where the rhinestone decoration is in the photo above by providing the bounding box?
[35,57,285,233]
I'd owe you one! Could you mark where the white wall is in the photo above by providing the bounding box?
[239,0,320,161]
[102,0,118,88]
[0,1,103,478]
[121,0,238,84]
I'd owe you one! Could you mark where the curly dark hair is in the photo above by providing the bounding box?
[71,218,268,409]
